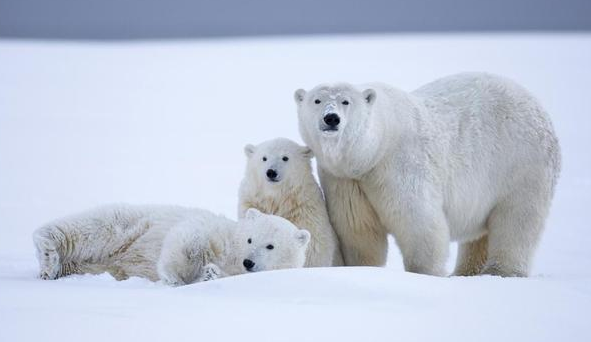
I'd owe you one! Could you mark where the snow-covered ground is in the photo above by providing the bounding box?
[1,33,590,341]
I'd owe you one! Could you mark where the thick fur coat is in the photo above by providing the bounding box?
[238,138,343,267]
[33,204,310,285]
[295,72,560,277]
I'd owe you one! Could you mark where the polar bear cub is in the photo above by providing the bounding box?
[33,204,310,285]
[238,138,343,267]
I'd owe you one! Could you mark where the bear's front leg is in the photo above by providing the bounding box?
[158,225,208,286]
[319,168,388,266]
[198,263,228,282]
[390,205,450,276]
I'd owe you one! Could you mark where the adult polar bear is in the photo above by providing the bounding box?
[295,72,560,277]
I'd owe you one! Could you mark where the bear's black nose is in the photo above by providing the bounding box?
[323,113,340,127]
[243,259,255,270]
[266,169,278,180]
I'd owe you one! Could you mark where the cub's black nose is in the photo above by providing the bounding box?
[323,113,340,127]
[243,259,255,270]
[266,169,278,180]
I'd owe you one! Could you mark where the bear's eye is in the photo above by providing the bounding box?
[262,157,267,162]
[342,100,349,105]
[266,244,274,250]
[282,156,289,162]
[314,99,321,104]
[248,238,252,244]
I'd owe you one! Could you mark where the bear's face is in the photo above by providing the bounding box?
[294,83,379,178]
[243,138,313,190]
[238,208,310,272]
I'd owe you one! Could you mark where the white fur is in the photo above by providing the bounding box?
[238,138,343,267]
[241,208,311,271]
[33,204,310,285]
[295,72,561,277]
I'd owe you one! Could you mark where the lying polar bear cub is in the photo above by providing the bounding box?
[33,205,310,285]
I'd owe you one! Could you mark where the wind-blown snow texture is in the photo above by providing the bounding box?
[1,34,590,342]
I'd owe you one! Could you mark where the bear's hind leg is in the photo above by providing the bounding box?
[33,230,62,280]
[33,225,85,279]
[482,184,550,277]
[453,235,488,276]
[33,209,138,279]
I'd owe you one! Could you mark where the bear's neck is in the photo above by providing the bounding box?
[247,176,319,223]
[319,90,422,179]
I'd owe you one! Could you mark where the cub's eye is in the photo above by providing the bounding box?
[262,157,267,162]
[247,238,252,244]
[266,244,274,250]
[314,99,321,104]
[342,100,349,105]
[282,156,289,162]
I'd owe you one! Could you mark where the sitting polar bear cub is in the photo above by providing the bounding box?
[238,138,343,267]
[295,72,560,277]
[33,205,310,285]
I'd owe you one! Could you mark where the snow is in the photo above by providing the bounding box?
[1,33,590,341]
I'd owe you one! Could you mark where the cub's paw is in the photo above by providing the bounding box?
[199,263,222,282]
[159,271,186,287]
[38,249,61,280]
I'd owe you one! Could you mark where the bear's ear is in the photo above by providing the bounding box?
[300,146,314,159]
[294,89,306,104]
[244,144,255,158]
[362,89,377,105]
[245,208,262,219]
[294,229,311,248]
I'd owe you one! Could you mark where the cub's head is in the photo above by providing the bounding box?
[243,138,314,190]
[294,83,379,178]
[238,208,310,272]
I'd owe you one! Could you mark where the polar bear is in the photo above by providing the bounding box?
[33,205,310,285]
[295,72,561,277]
[238,138,343,267]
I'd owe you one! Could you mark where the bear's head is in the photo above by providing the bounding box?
[238,208,310,272]
[243,138,314,191]
[294,83,382,178]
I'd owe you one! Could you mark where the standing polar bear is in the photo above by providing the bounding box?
[295,72,560,277]
[238,138,343,267]
[33,204,310,285]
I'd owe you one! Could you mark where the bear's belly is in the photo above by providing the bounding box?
[361,163,500,243]
[441,166,503,242]
[444,201,491,242]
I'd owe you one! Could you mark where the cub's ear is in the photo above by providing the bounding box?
[245,208,262,219]
[300,146,314,159]
[244,144,255,157]
[294,229,311,248]
[294,89,306,104]
[362,89,376,105]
